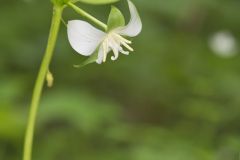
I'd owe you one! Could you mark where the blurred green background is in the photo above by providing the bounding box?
[1,0,240,160]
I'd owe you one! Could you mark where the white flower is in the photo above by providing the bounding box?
[67,0,142,64]
[209,31,238,58]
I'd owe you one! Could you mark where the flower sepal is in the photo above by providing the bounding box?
[74,49,99,68]
[107,6,125,31]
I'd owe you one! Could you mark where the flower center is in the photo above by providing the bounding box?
[101,32,134,62]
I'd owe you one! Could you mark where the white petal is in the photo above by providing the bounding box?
[67,20,106,56]
[116,0,142,37]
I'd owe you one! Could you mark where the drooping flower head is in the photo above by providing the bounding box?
[67,0,142,64]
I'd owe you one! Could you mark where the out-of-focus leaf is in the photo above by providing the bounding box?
[39,88,121,132]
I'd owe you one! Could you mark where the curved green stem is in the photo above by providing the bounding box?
[23,5,63,160]
[67,2,107,31]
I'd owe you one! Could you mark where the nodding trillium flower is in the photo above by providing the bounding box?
[67,0,142,64]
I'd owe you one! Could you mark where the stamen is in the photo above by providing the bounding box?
[111,33,134,52]
[96,45,104,64]
[114,33,132,44]
[119,47,129,55]
[103,40,108,62]
[111,47,119,61]
[99,32,134,63]
[121,41,134,52]
[108,36,120,61]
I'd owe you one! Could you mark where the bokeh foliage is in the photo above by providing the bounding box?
[1,0,240,160]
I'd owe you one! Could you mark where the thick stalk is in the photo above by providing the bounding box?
[23,5,63,160]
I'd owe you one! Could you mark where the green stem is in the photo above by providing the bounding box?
[23,5,63,160]
[67,2,107,31]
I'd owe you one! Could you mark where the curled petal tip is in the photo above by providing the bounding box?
[116,0,142,37]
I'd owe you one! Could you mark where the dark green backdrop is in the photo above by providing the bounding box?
[1,0,240,159]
